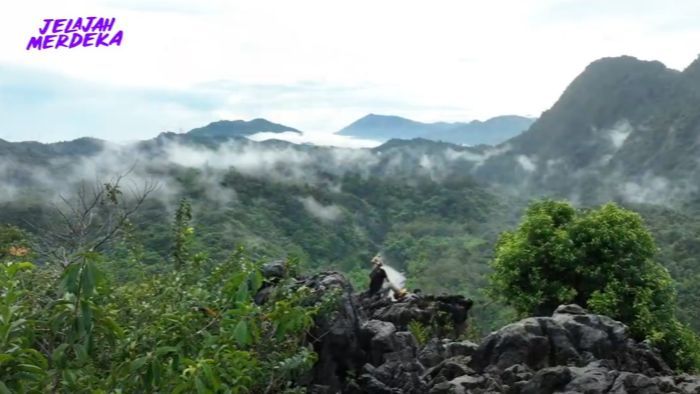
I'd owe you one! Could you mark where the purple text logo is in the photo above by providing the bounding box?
[27,17,123,51]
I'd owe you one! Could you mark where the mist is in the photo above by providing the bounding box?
[1,123,696,217]
[297,196,343,222]
[0,136,485,213]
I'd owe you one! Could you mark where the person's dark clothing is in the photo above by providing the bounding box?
[368,266,387,295]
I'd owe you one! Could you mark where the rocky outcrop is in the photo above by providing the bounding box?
[460,303,695,393]
[420,303,700,393]
[298,271,366,391]
[366,294,473,336]
[258,266,700,393]
[471,304,670,376]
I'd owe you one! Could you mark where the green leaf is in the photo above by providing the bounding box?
[235,281,249,303]
[250,269,264,294]
[201,363,220,390]
[51,344,69,368]
[25,348,48,369]
[172,382,191,394]
[17,363,45,376]
[62,369,77,386]
[59,263,81,294]
[151,361,161,387]
[233,320,250,346]
[73,343,89,363]
[80,301,93,332]
[7,261,35,276]
[195,376,209,394]
[97,316,123,338]
[130,356,148,372]
[155,346,179,356]
[80,261,97,297]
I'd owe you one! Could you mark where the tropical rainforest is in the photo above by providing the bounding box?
[3,55,700,391]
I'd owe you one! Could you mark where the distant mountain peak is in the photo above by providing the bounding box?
[186,119,301,139]
[345,114,418,128]
[339,114,535,146]
[584,55,667,71]
[473,54,700,204]
[682,53,700,80]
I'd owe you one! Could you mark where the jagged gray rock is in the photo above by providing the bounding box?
[299,272,365,392]
[259,271,700,393]
[470,305,671,376]
[261,260,286,279]
[419,339,449,368]
[446,340,478,358]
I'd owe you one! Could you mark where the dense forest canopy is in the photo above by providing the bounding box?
[4,55,700,390]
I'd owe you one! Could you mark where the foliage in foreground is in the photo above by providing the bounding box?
[0,247,323,393]
[489,199,700,372]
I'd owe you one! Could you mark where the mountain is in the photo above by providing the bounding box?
[3,55,700,337]
[0,118,300,163]
[0,137,105,164]
[337,114,535,145]
[430,115,536,146]
[0,122,501,278]
[474,55,700,205]
[185,118,300,139]
[151,118,301,148]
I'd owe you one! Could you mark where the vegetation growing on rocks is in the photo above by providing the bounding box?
[490,199,700,372]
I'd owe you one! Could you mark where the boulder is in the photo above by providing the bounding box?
[261,260,287,279]
[301,272,366,392]
[419,338,449,368]
[446,340,478,358]
[257,270,700,394]
[360,320,399,365]
[471,304,671,375]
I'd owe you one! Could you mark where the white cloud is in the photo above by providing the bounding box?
[248,131,381,149]
[618,174,696,205]
[444,144,511,166]
[517,155,537,172]
[297,196,343,222]
[606,120,634,149]
[0,137,379,207]
[2,1,700,142]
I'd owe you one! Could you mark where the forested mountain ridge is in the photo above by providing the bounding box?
[475,55,700,205]
[338,113,535,145]
[2,55,700,337]
[0,118,299,159]
[5,55,700,210]
[0,129,508,329]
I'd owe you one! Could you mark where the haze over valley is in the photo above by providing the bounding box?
[5,1,700,389]
[4,55,700,333]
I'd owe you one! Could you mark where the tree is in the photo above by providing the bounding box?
[172,198,193,270]
[28,172,158,267]
[489,199,700,371]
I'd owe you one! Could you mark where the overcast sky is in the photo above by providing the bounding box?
[1,0,699,143]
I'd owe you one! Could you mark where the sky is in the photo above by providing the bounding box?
[1,0,700,144]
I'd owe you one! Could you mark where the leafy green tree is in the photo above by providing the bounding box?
[490,199,700,371]
[1,238,323,392]
[172,198,193,270]
[0,262,48,393]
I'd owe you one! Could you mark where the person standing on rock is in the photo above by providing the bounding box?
[368,254,388,296]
